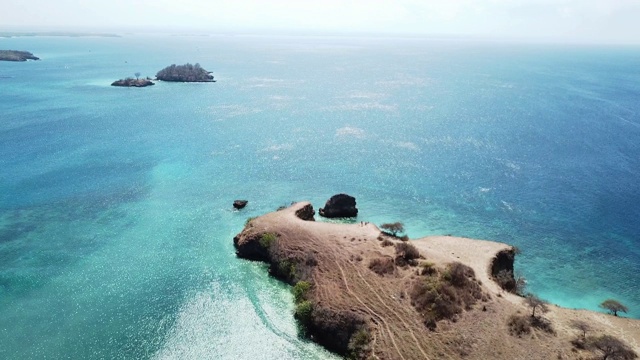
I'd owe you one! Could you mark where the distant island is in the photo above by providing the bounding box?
[0,32,119,38]
[155,63,215,82]
[0,50,39,62]
[111,73,154,87]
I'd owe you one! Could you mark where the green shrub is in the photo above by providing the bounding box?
[245,216,256,226]
[292,281,312,303]
[420,262,437,276]
[295,300,313,325]
[259,232,277,248]
[277,259,296,280]
[348,328,371,359]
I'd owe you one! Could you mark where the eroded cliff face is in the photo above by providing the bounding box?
[491,248,515,276]
[233,231,271,262]
[490,248,517,291]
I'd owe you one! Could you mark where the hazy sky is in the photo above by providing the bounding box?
[2,0,640,43]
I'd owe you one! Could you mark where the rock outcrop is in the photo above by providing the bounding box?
[0,50,39,62]
[111,78,154,87]
[233,200,248,209]
[319,193,358,218]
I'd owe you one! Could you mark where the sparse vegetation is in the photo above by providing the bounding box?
[293,281,312,303]
[380,222,404,237]
[508,294,554,337]
[260,232,277,248]
[514,273,527,295]
[111,77,154,87]
[587,334,637,360]
[395,242,420,265]
[347,328,371,359]
[156,63,214,82]
[276,259,296,280]
[443,262,476,288]
[295,300,314,326]
[380,238,394,247]
[524,293,549,318]
[245,216,256,226]
[508,313,554,336]
[600,299,628,317]
[409,262,484,329]
[571,319,591,340]
[368,257,395,276]
[508,314,532,336]
[420,262,437,276]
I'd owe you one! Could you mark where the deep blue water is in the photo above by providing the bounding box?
[1,34,639,358]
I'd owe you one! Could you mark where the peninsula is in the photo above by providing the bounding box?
[0,50,39,62]
[155,63,215,82]
[234,202,640,359]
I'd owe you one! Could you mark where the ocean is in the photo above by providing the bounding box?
[1,34,639,359]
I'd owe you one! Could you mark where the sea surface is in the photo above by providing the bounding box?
[1,34,639,359]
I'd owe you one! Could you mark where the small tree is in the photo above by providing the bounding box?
[587,335,637,360]
[524,293,549,318]
[571,319,591,340]
[135,72,141,80]
[381,222,404,236]
[600,299,628,317]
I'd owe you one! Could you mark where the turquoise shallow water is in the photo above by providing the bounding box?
[0,34,639,358]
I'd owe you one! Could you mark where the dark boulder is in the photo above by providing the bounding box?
[319,194,358,218]
[295,203,316,221]
[233,200,248,209]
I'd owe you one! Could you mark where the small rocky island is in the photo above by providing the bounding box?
[155,63,215,82]
[111,76,154,87]
[319,193,358,218]
[0,50,39,62]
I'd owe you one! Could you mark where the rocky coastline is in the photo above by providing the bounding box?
[0,50,39,62]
